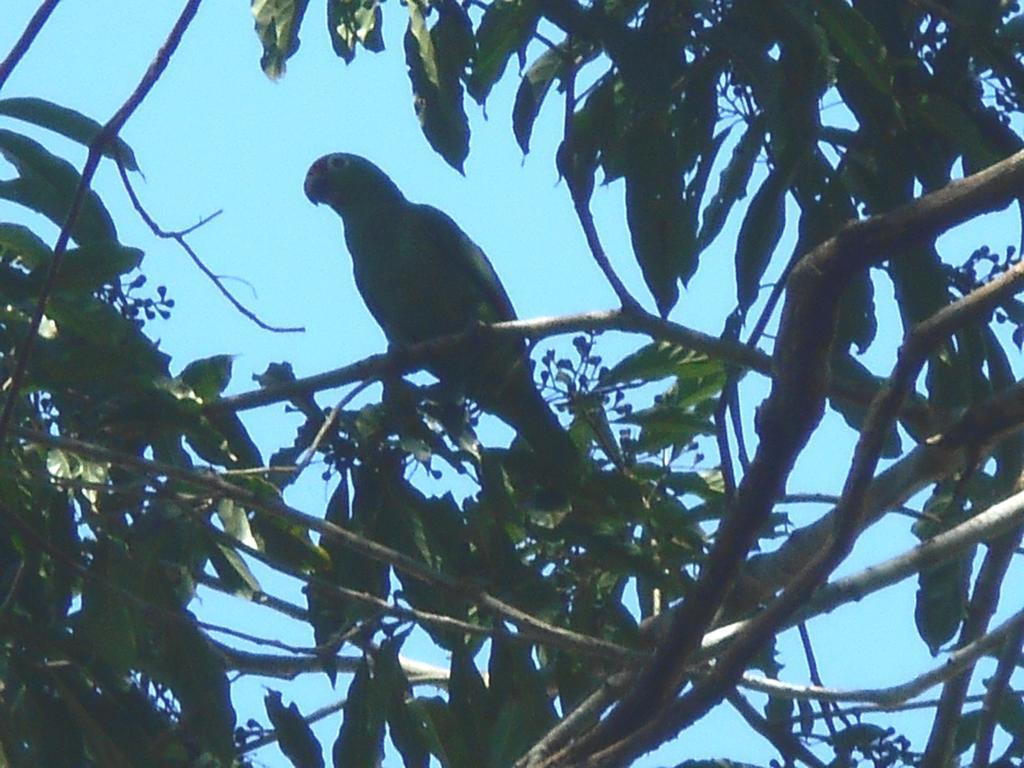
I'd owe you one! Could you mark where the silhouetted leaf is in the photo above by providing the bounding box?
[697,116,764,255]
[266,691,325,768]
[513,45,564,154]
[328,0,383,62]
[0,129,116,245]
[405,0,472,171]
[735,169,787,311]
[252,0,311,78]
[333,658,385,768]
[0,97,139,170]
[469,0,539,104]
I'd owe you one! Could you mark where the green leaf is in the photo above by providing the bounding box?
[152,619,236,761]
[377,638,431,768]
[0,129,117,245]
[209,542,262,597]
[912,92,1005,172]
[404,0,472,172]
[913,492,973,654]
[265,691,326,768]
[215,498,258,549]
[0,222,52,269]
[251,0,311,79]
[512,45,564,154]
[621,406,715,454]
[468,0,539,104]
[50,242,142,293]
[328,0,384,63]
[179,354,234,403]
[333,658,386,768]
[734,169,787,312]
[816,0,894,99]
[697,116,764,255]
[602,342,724,387]
[0,97,139,171]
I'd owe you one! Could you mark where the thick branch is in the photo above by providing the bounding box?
[551,149,1024,766]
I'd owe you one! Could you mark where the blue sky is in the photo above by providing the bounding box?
[5,2,1024,766]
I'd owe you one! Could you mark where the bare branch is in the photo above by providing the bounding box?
[215,643,449,686]
[971,617,1024,768]
[0,0,203,443]
[726,690,826,768]
[704,487,1024,656]
[117,163,303,333]
[738,608,1024,706]
[0,0,61,91]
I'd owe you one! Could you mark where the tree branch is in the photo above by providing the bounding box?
[0,0,203,443]
[0,0,62,91]
[738,608,1024,707]
[117,163,303,333]
[17,426,634,665]
[547,147,1024,767]
[703,486,1024,656]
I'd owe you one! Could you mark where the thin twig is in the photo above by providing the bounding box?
[726,690,826,768]
[292,380,371,477]
[0,0,203,443]
[0,0,62,91]
[971,616,1024,768]
[798,623,839,736]
[736,609,1024,705]
[117,163,303,333]
[239,696,347,754]
[560,49,643,313]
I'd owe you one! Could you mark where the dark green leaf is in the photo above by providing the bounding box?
[512,45,563,154]
[735,170,787,312]
[252,0,311,79]
[328,0,384,63]
[0,222,51,269]
[468,0,539,104]
[0,129,117,245]
[180,354,234,403]
[697,116,764,255]
[377,639,431,768]
[152,619,236,761]
[266,691,326,768]
[0,97,139,171]
[602,342,724,387]
[333,658,385,768]
[404,0,472,171]
[620,406,715,454]
[816,0,894,98]
[50,242,142,293]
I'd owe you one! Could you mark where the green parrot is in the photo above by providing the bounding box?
[304,153,578,477]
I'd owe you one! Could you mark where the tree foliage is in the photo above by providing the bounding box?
[5,1,1024,767]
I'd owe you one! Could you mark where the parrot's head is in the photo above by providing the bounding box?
[304,153,404,214]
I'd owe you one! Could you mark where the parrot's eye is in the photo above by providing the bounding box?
[328,156,347,170]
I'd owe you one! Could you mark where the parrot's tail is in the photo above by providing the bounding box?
[483,363,581,485]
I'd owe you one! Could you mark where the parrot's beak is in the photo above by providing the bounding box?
[304,168,324,205]
[304,157,331,204]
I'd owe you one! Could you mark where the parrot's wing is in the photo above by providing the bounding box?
[406,203,518,324]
